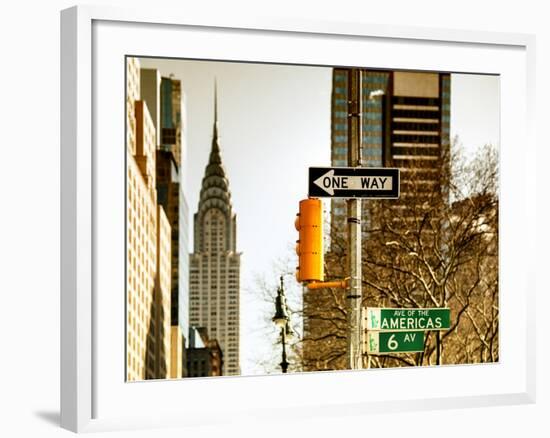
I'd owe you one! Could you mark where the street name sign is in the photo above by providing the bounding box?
[366,331,425,354]
[308,167,400,199]
[366,307,451,332]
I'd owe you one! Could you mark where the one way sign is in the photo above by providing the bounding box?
[308,167,400,199]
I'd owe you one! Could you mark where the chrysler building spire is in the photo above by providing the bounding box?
[213,78,218,140]
[189,84,241,376]
[194,82,236,253]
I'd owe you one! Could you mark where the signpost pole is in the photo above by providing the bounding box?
[347,68,363,370]
[436,331,441,365]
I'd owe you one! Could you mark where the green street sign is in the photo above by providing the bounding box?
[366,307,450,332]
[366,331,425,354]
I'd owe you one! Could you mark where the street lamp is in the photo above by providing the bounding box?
[369,89,385,100]
[272,275,291,373]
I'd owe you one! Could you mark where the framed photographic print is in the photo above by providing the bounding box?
[61,5,536,433]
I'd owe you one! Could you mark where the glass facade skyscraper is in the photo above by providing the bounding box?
[329,69,450,245]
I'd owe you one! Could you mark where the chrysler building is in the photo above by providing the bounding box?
[189,88,241,375]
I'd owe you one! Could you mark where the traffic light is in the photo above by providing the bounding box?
[295,198,324,283]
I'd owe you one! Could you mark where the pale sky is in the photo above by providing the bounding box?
[138,58,500,375]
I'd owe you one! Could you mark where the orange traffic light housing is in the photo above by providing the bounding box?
[295,198,324,283]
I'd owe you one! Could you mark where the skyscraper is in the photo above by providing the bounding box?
[142,70,190,378]
[126,58,173,381]
[189,90,241,376]
[302,68,451,371]
[127,97,158,381]
[146,204,172,379]
[127,59,191,381]
[329,69,450,242]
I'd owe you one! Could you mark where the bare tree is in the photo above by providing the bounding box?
[301,141,499,369]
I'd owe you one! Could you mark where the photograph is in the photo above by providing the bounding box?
[1,0,543,436]
[125,57,499,380]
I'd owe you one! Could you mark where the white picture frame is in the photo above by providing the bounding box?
[60,5,536,433]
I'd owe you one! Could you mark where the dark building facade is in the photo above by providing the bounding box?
[155,151,186,332]
[160,77,182,167]
[186,327,223,377]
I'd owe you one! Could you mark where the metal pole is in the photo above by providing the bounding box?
[280,275,289,373]
[346,68,363,370]
[436,331,441,365]
[280,327,288,373]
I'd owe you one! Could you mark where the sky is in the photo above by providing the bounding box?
[138,58,500,375]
